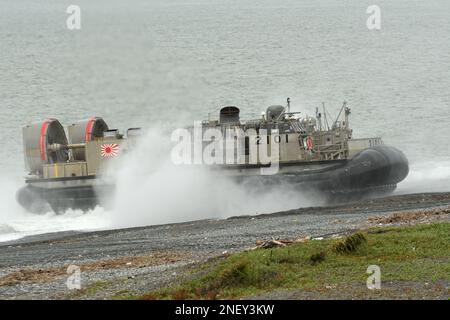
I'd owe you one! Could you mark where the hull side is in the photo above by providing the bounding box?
[16,145,409,214]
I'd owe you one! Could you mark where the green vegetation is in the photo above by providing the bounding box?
[67,280,111,299]
[110,289,137,300]
[146,223,450,299]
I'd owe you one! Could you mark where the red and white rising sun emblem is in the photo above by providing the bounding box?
[101,143,119,157]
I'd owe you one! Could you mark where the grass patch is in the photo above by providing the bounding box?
[309,251,326,265]
[67,280,111,299]
[332,232,367,254]
[144,223,450,299]
[110,289,139,300]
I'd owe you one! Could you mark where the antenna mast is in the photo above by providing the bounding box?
[322,102,330,131]
[334,101,347,127]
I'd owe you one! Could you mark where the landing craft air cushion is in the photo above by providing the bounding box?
[16,99,410,214]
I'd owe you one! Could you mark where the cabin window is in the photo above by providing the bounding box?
[245,137,249,156]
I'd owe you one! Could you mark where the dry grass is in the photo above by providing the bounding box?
[332,232,367,254]
[368,207,450,225]
[0,251,188,287]
[141,293,158,300]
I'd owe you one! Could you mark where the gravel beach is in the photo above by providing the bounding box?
[1,192,449,299]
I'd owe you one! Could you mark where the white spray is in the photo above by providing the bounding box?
[2,127,449,242]
[103,128,321,228]
[397,161,450,194]
[0,172,111,242]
